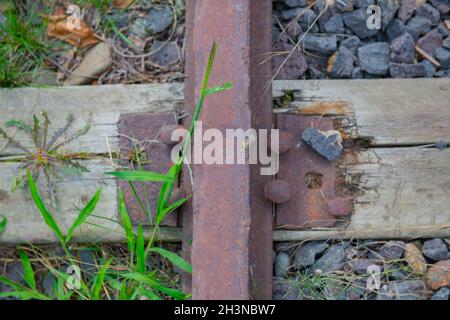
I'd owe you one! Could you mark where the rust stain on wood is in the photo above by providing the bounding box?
[292,101,352,116]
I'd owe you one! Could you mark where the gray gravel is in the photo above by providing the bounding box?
[300,34,337,55]
[390,33,415,63]
[273,238,449,300]
[274,252,291,278]
[358,42,390,75]
[294,242,328,268]
[145,6,173,34]
[314,244,346,273]
[389,63,427,78]
[272,0,450,80]
[377,280,428,300]
[431,287,450,300]
[422,239,450,261]
[149,41,180,67]
[378,241,405,260]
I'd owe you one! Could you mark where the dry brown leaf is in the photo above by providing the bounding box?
[46,14,102,48]
[112,0,135,9]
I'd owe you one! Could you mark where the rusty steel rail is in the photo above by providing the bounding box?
[183,0,273,300]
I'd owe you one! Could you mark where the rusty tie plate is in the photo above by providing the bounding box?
[118,112,180,227]
[184,0,273,300]
[276,115,353,228]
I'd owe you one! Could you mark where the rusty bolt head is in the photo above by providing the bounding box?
[268,131,292,154]
[327,197,353,217]
[159,124,185,145]
[264,180,291,204]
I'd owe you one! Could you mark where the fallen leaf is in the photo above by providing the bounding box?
[46,14,102,48]
[112,0,135,9]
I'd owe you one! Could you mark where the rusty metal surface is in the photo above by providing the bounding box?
[119,112,179,226]
[181,0,196,295]
[159,124,185,145]
[185,0,273,300]
[248,0,274,300]
[269,130,292,154]
[264,180,291,204]
[276,115,352,229]
[328,197,353,217]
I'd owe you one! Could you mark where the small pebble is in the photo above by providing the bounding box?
[417,29,443,57]
[149,41,180,67]
[379,0,399,30]
[415,4,441,26]
[358,42,390,75]
[323,14,345,34]
[343,8,379,39]
[389,63,427,78]
[280,0,308,8]
[314,244,346,273]
[429,0,450,14]
[390,33,415,63]
[377,280,428,300]
[406,16,432,36]
[145,6,173,34]
[294,241,328,269]
[274,252,291,278]
[431,287,450,300]
[340,35,361,53]
[300,34,337,55]
[419,60,437,78]
[378,241,405,260]
[435,140,448,149]
[422,239,449,261]
[301,127,343,161]
[436,48,450,68]
[330,46,354,78]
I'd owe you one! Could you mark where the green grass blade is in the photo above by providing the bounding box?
[132,141,153,224]
[0,275,26,291]
[156,197,189,225]
[0,290,49,300]
[118,281,129,300]
[33,115,40,147]
[136,225,146,274]
[0,275,49,300]
[156,165,178,216]
[27,170,64,242]
[156,180,170,217]
[55,276,71,300]
[46,267,77,300]
[106,171,173,182]
[121,272,189,300]
[65,188,102,244]
[177,43,221,176]
[119,190,136,265]
[205,82,233,96]
[106,17,139,51]
[4,119,33,134]
[149,247,192,274]
[0,217,6,233]
[127,181,148,219]
[18,250,36,289]
[91,258,112,300]
[140,288,161,300]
